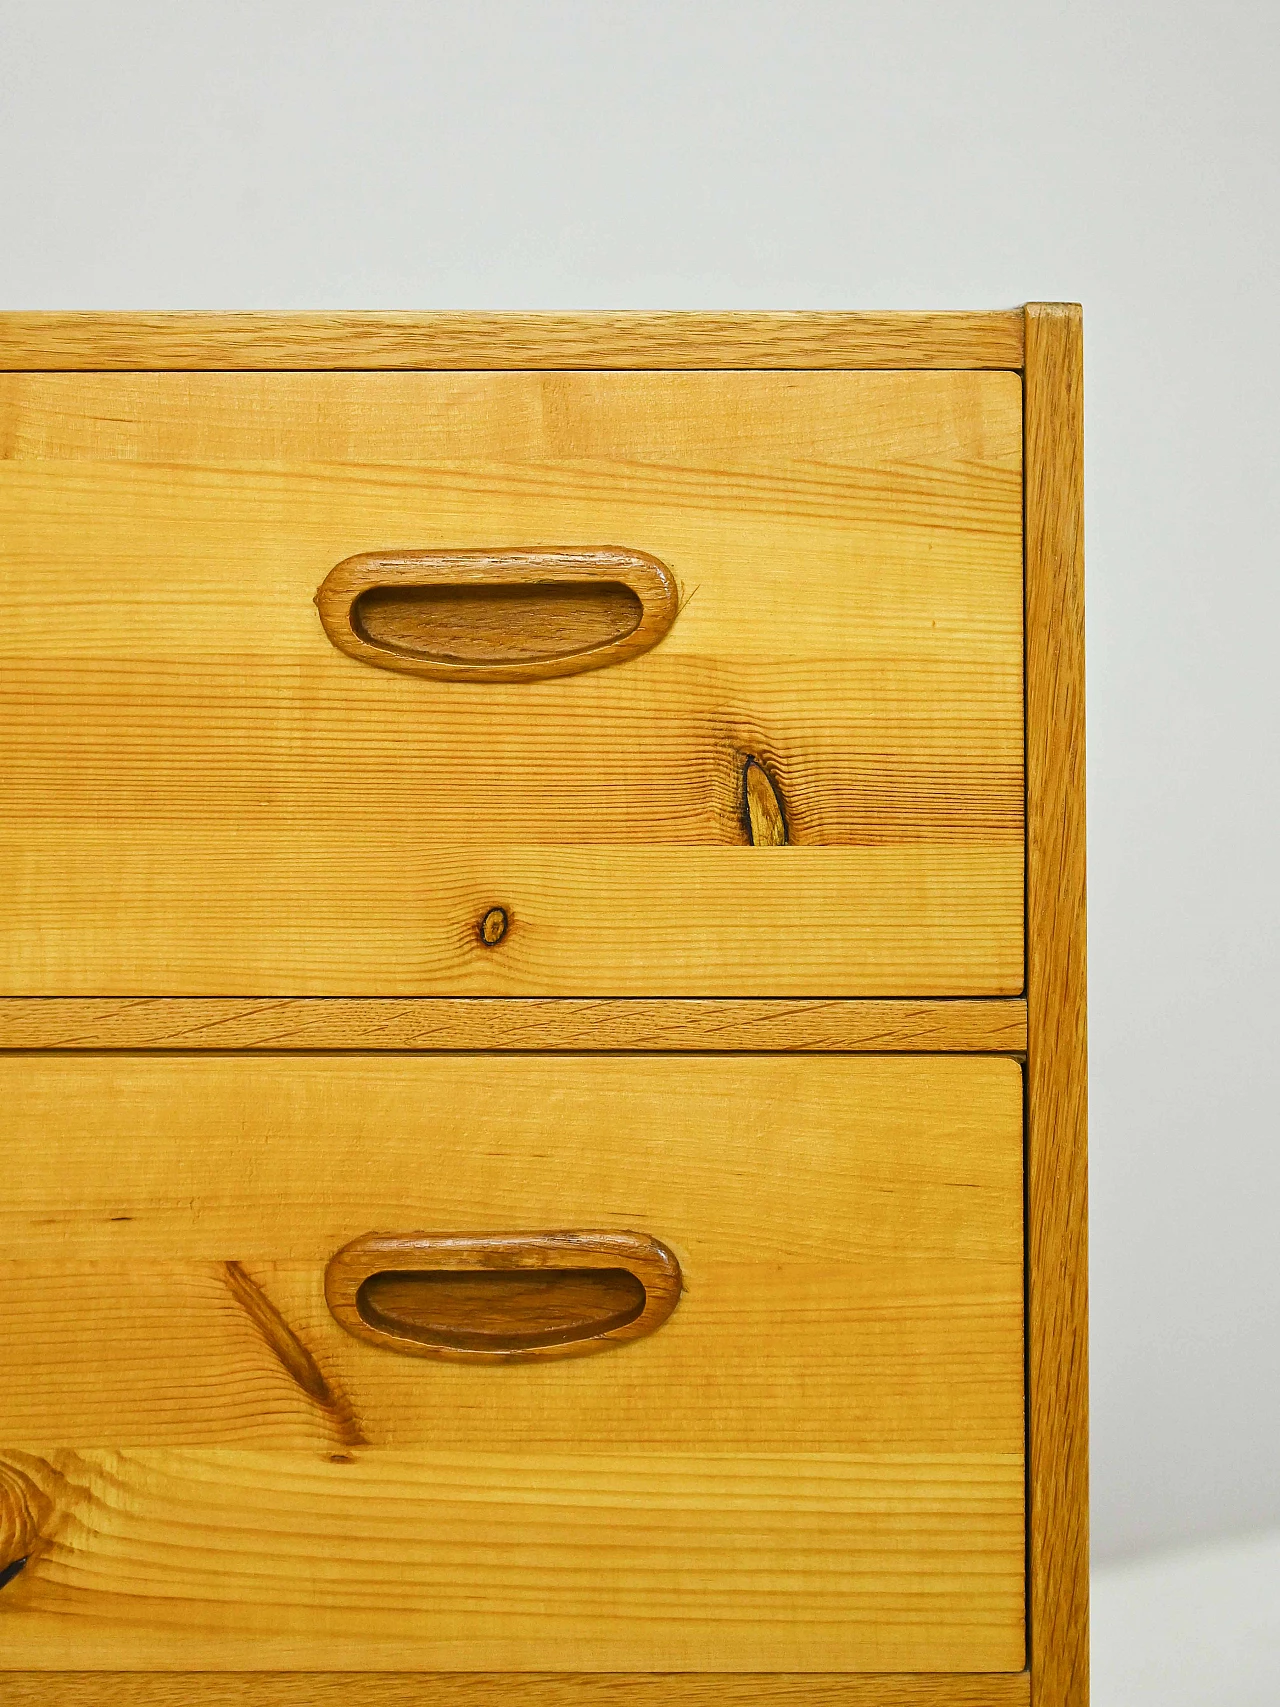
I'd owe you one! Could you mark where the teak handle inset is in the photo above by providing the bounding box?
[315,547,680,683]
[324,1230,683,1363]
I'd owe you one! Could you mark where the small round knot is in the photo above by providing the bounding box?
[479,907,509,947]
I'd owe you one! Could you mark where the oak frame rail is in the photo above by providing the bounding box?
[1023,303,1089,1707]
[0,309,1023,370]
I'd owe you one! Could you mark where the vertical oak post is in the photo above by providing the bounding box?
[1025,302,1089,1706]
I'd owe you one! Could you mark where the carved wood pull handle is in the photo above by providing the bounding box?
[315,547,680,683]
[324,1229,683,1363]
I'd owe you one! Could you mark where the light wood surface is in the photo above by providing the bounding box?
[324,1229,683,1362]
[0,997,1029,1051]
[315,547,680,683]
[0,310,1024,371]
[0,844,1021,996]
[0,1249,1023,1452]
[0,1053,1023,1672]
[0,1448,1023,1673]
[1024,304,1088,1706]
[0,1671,1031,1705]
[0,368,1023,996]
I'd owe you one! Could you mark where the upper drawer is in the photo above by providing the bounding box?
[0,370,1023,996]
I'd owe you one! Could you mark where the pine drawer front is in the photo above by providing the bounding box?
[0,369,1023,997]
[0,1052,1024,1674]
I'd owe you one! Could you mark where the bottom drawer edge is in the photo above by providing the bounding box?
[1,1672,1033,1706]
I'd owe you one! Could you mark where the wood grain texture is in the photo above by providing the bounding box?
[1,1458,52,1572]
[0,1672,1031,1705]
[0,1251,1023,1453]
[0,368,1024,996]
[1024,304,1088,1707]
[0,997,1029,1051]
[0,843,1021,997]
[315,546,680,683]
[222,1258,366,1449]
[0,1054,1024,1672]
[0,310,1024,371]
[0,1447,1024,1672]
[324,1229,683,1362]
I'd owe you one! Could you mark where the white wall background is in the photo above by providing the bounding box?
[2,0,1277,1567]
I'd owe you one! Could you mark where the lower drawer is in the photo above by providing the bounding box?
[0,1053,1024,1673]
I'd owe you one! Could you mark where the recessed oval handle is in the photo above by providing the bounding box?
[314,547,680,683]
[324,1230,683,1363]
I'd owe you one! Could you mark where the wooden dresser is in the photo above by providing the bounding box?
[0,308,1087,1706]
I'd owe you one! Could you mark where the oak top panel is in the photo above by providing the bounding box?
[0,310,1025,371]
